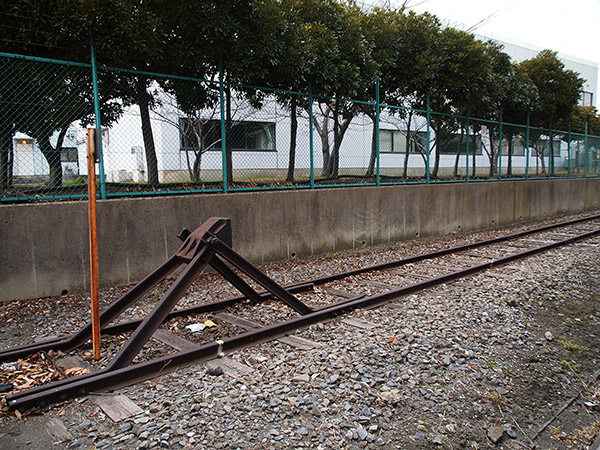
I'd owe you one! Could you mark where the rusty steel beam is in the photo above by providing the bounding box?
[2,213,599,364]
[2,213,599,363]
[204,234,313,315]
[2,215,600,410]
[7,226,600,411]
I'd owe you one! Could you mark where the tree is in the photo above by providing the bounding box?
[153,80,221,182]
[519,50,583,175]
[286,0,376,179]
[0,0,164,187]
[242,0,314,182]
[361,7,404,178]
[428,28,490,179]
[499,64,538,177]
[361,8,443,179]
[379,11,442,178]
[570,105,600,135]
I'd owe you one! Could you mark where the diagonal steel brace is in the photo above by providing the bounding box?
[0,217,312,365]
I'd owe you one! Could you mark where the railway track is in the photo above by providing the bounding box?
[2,213,600,411]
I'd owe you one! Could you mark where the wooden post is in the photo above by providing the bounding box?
[87,128,101,360]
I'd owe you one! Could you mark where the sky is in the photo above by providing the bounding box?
[402,0,600,107]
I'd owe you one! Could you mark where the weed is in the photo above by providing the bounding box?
[561,360,579,373]
[548,425,562,440]
[484,392,505,405]
[558,338,589,353]
[484,357,497,370]
[64,176,87,186]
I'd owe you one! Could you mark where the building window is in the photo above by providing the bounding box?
[380,130,429,154]
[580,91,593,107]
[380,129,405,153]
[61,147,78,162]
[180,119,275,152]
[535,138,561,157]
[438,133,483,155]
[501,138,527,156]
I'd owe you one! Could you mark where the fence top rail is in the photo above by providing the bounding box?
[3,50,599,139]
[0,51,92,69]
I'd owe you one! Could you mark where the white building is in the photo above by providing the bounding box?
[10,39,599,183]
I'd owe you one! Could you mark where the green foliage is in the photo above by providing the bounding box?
[558,338,589,353]
[519,50,584,129]
[560,359,579,373]
[0,0,590,188]
[570,105,600,136]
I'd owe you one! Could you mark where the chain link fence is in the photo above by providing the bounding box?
[1,50,599,203]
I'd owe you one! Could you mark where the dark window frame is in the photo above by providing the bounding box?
[180,119,276,153]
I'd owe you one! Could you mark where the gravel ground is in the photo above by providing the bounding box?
[1,212,600,450]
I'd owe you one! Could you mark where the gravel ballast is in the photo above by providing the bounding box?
[1,212,600,449]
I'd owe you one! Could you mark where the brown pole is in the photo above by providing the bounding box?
[87,128,101,360]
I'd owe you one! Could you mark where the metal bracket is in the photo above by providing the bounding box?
[0,217,312,408]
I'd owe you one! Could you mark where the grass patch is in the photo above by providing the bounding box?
[558,338,589,353]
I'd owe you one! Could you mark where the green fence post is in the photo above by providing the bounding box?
[525,112,530,180]
[219,58,228,193]
[426,92,430,184]
[498,107,502,181]
[89,39,106,199]
[309,80,314,189]
[465,105,470,182]
[375,79,380,186]
[548,116,553,179]
[584,122,588,177]
[567,126,571,178]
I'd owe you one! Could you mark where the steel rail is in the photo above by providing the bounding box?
[1,213,599,363]
[6,224,600,411]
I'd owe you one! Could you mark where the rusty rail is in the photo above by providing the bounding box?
[1,214,600,411]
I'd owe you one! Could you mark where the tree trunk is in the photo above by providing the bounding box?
[315,102,352,180]
[403,111,413,178]
[507,135,513,177]
[286,96,298,182]
[326,103,342,179]
[330,111,352,180]
[488,133,498,178]
[0,124,14,189]
[471,137,477,178]
[314,108,331,178]
[39,128,67,188]
[453,129,465,178]
[365,117,377,178]
[549,138,554,176]
[539,144,546,173]
[225,84,233,184]
[330,133,341,179]
[136,76,159,186]
[431,125,440,179]
[192,150,202,182]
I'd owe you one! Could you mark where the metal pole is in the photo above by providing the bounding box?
[426,92,430,184]
[584,122,588,177]
[309,80,314,189]
[219,58,228,193]
[498,107,502,181]
[567,126,571,178]
[375,79,380,186]
[525,112,530,180]
[90,39,106,200]
[548,116,553,179]
[87,129,101,360]
[465,105,470,182]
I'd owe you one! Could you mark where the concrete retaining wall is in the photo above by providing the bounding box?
[1,178,599,302]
